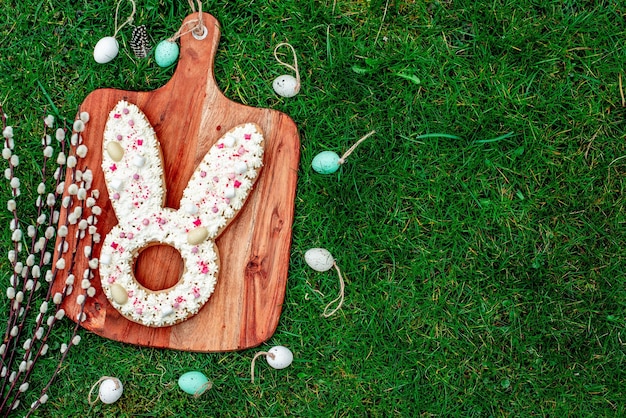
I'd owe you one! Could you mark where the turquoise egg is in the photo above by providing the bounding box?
[311,151,341,174]
[312,151,341,174]
[178,371,211,396]
[154,40,179,67]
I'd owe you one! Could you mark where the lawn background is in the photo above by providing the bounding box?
[1,0,626,416]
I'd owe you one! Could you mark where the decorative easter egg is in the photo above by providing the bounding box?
[98,377,123,404]
[266,345,293,370]
[304,248,335,272]
[93,37,120,64]
[272,74,300,98]
[154,40,180,67]
[311,151,341,174]
[178,371,212,396]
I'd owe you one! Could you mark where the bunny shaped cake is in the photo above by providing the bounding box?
[98,100,264,327]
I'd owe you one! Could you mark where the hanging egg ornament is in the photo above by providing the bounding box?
[272,74,300,98]
[98,377,124,404]
[266,345,294,370]
[304,248,335,272]
[93,36,120,64]
[311,151,341,174]
[178,371,212,396]
[154,40,180,67]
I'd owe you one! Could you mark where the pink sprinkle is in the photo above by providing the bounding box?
[113,193,120,200]
[173,302,180,308]
[158,218,167,225]
[244,133,252,140]
[133,174,140,180]
[116,134,123,140]
[114,113,121,119]
[136,308,143,314]
[234,180,242,188]
[228,173,236,180]
[213,176,219,182]
[111,242,118,249]
[123,108,129,114]
[212,206,218,213]
[128,120,134,127]
[238,146,247,155]
[119,232,126,238]
[127,233,134,240]
[110,164,117,171]
[200,171,207,178]
[107,277,114,283]
[142,219,149,226]
[191,247,199,254]
[201,265,209,274]
[137,139,143,146]
[225,198,230,204]
[217,143,224,149]
[193,218,202,227]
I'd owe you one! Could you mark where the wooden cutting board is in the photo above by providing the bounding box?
[50,13,299,352]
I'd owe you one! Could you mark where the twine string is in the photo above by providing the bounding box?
[322,262,345,317]
[88,376,119,406]
[338,130,376,165]
[250,351,275,383]
[168,0,206,42]
[193,379,213,398]
[113,0,136,37]
[273,43,301,87]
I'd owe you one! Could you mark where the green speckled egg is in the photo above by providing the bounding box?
[178,371,211,396]
[154,40,179,67]
[312,151,341,174]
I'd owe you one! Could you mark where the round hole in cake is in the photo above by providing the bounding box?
[133,244,184,291]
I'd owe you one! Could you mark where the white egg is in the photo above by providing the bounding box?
[266,346,293,370]
[304,248,335,272]
[93,37,119,64]
[272,74,300,97]
[98,377,123,404]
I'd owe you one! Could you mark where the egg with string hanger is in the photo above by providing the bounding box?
[250,345,294,383]
[272,43,301,97]
[154,2,207,67]
[312,130,376,174]
[93,0,136,64]
[304,248,346,317]
[88,376,124,405]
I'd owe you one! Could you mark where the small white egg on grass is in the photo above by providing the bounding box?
[251,345,293,383]
[273,74,300,97]
[304,248,335,272]
[93,37,119,64]
[89,377,123,405]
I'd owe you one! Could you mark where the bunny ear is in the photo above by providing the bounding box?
[178,123,265,238]
[102,100,166,216]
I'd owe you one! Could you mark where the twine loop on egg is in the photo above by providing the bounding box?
[337,130,376,165]
[113,0,137,37]
[250,351,275,383]
[168,0,207,42]
[88,376,120,406]
[322,261,346,317]
[273,43,301,90]
[192,378,213,398]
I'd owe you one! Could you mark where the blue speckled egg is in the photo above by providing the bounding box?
[154,40,179,67]
[312,151,341,174]
[178,371,211,396]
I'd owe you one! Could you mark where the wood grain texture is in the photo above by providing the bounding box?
[50,13,300,352]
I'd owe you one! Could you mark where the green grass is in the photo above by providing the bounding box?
[2,0,626,416]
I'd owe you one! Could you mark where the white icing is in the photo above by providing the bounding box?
[99,100,264,327]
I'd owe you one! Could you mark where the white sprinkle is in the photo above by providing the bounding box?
[44,115,55,127]
[53,292,63,304]
[55,258,66,270]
